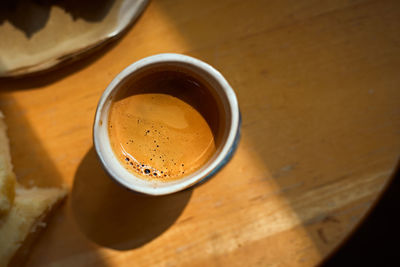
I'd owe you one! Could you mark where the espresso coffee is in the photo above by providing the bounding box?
[108,69,222,181]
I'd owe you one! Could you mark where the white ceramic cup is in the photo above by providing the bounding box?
[93,53,240,195]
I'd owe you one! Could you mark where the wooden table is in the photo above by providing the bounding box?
[1,0,400,266]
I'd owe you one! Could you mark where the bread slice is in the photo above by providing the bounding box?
[0,111,68,266]
[0,186,67,266]
[0,111,16,217]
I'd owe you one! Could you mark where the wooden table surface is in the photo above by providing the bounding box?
[1,0,400,266]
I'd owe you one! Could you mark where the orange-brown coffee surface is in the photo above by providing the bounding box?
[108,92,216,181]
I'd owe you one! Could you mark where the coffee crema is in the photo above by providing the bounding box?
[108,70,221,181]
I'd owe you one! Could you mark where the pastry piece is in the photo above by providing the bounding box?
[0,111,68,266]
[0,186,67,266]
[0,111,15,217]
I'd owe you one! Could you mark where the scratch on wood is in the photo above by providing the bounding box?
[335,201,373,216]
[178,216,194,224]
[322,215,340,224]
[317,228,328,244]
[280,181,304,193]
[214,201,223,208]
[249,182,303,202]
[273,163,298,178]
[249,194,268,202]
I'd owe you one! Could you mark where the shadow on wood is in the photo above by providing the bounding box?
[0,96,63,187]
[71,147,192,250]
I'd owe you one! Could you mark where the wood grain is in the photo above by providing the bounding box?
[0,0,399,266]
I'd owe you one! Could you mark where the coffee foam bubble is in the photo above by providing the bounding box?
[119,131,186,179]
[122,159,186,179]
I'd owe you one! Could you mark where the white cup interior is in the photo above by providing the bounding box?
[93,54,239,195]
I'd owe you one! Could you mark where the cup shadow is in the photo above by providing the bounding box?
[71,147,193,250]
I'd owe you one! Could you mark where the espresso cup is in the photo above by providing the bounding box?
[93,53,240,195]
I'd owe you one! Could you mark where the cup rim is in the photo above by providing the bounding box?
[93,53,240,195]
